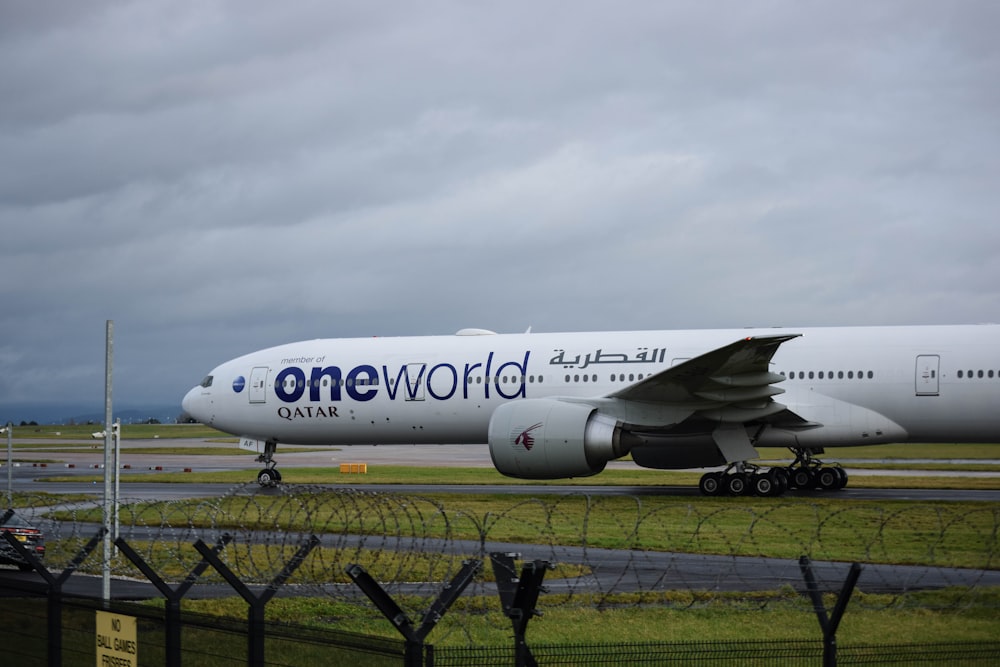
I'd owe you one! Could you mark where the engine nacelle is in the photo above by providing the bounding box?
[488,399,628,479]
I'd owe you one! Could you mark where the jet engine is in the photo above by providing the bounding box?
[487,399,629,479]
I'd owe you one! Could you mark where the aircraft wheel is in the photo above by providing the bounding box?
[699,472,723,496]
[832,467,848,489]
[771,468,790,493]
[752,472,778,497]
[257,468,280,487]
[816,467,840,490]
[790,467,813,490]
[726,473,750,496]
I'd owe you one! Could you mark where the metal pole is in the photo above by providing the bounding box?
[102,320,114,602]
[113,418,121,544]
[5,422,11,506]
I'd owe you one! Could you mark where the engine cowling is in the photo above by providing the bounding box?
[488,399,628,479]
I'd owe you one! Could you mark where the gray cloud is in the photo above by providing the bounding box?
[1,0,998,417]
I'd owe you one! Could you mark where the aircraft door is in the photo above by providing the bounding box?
[404,363,426,401]
[915,355,939,396]
[249,366,269,404]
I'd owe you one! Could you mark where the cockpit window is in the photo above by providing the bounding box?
[200,375,214,388]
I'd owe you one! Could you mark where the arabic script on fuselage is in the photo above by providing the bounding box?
[549,347,667,369]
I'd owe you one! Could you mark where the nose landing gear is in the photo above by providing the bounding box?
[255,440,282,487]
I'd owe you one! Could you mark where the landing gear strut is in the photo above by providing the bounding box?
[255,440,282,487]
[785,448,848,491]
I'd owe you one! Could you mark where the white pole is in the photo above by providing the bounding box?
[102,320,113,603]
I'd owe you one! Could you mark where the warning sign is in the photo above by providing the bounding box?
[96,611,137,667]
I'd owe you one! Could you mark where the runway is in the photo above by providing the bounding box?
[6,439,1000,503]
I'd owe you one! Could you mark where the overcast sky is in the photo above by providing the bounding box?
[2,1,998,418]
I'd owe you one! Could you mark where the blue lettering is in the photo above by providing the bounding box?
[309,366,343,401]
[427,363,458,400]
[495,352,530,399]
[462,361,483,399]
[273,351,531,404]
[403,365,426,400]
[275,367,305,403]
[346,365,378,401]
[483,352,494,399]
[382,365,406,400]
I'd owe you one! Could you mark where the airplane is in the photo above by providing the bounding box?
[181,324,1000,495]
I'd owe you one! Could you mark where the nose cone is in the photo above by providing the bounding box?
[182,385,206,422]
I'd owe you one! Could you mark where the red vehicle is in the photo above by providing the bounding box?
[0,509,45,571]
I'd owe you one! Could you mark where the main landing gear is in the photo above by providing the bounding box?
[699,463,789,497]
[784,447,848,491]
[697,448,849,497]
[256,440,282,488]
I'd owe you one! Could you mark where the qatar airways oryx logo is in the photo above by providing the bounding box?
[513,422,543,451]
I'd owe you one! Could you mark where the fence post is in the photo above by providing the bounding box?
[347,559,481,667]
[799,556,863,667]
[490,552,550,667]
[115,534,233,667]
[195,533,320,667]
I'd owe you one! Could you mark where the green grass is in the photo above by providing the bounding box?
[50,492,1000,570]
[46,464,1000,491]
[163,587,1000,646]
[1,589,996,660]
[11,429,1000,656]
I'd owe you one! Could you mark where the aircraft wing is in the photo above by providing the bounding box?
[609,333,800,406]
[607,334,802,462]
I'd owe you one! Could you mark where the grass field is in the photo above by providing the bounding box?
[10,424,1000,650]
[43,463,1000,491]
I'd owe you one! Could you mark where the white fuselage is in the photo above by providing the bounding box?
[182,325,1000,454]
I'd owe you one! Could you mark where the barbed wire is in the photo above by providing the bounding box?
[9,484,999,629]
